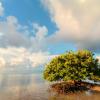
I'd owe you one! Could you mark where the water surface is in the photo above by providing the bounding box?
[0,67,100,100]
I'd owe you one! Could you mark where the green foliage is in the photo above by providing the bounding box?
[90,75,100,81]
[43,50,99,82]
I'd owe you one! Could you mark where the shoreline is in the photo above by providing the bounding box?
[50,81,100,94]
[91,85,100,91]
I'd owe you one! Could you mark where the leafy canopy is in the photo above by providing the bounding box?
[43,50,99,82]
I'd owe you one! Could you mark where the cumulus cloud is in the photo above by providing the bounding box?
[31,23,48,51]
[0,2,4,16]
[0,3,52,69]
[0,15,49,51]
[0,47,53,68]
[0,16,31,47]
[42,0,100,52]
[0,57,5,68]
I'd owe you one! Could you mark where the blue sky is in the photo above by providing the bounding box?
[0,0,100,68]
[2,0,57,34]
[0,0,78,54]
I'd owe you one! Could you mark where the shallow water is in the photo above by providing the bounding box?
[0,67,100,100]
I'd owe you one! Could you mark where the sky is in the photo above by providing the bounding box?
[0,0,100,68]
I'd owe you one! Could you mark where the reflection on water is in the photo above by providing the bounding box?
[0,67,100,100]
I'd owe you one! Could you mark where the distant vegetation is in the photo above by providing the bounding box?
[43,50,100,93]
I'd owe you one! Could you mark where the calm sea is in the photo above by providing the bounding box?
[0,66,100,100]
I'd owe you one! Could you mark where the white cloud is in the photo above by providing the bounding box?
[0,16,31,47]
[0,47,56,68]
[0,2,49,53]
[0,57,5,68]
[0,2,4,16]
[42,0,100,51]
[29,52,50,67]
[79,0,86,4]
[0,16,49,52]
[0,4,52,69]
[10,57,25,66]
[31,23,48,51]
